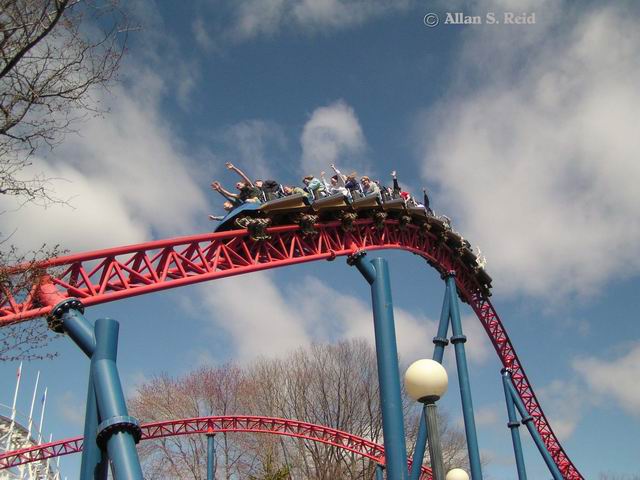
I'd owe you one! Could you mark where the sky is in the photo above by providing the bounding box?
[1,0,640,478]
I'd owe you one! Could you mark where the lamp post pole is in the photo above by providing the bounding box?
[423,400,445,480]
[404,359,449,480]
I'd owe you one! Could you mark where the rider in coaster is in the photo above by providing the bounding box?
[254,179,281,201]
[320,168,349,197]
[360,176,381,198]
[331,164,362,196]
[302,175,326,200]
[282,185,310,199]
[223,162,263,202]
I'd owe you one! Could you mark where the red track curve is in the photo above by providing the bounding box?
[0,415,432,479]
[0,219,582,478]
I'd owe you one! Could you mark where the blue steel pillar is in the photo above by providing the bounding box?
[410,285,451,480]
[349,252,409,480]
[207,434,216,480]
[80,374,108,479]
[501,370,527,480]
[50,299,143,480]
[375,464,385,480]
[504,378,562,480]
[446,274,483,479]
[92,318,144,480]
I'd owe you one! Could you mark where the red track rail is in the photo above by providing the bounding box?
[0,415,432,479]
[0,219,582,478]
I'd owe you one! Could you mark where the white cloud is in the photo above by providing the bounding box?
[573,343,640,416]
[536,379,591,441]
[418,5,640,298]
[217,120,289,181]
[223,0,413,41]
[300,100,367,175]
[0,74,209,253]
[199,272,495,368]
[200,273,440,363]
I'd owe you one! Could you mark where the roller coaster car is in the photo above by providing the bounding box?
[407,206,428,219]
[259,193,311,214]
[381,198,406,212]
[476,268,492,288]
[424,215,448,234]
[311,193,351,212]
[459,246,477,266]
[350,193,381,210]
[444,231,464,249]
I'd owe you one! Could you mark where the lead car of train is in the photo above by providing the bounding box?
[214,192,493,295]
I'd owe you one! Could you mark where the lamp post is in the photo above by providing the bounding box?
[446,468,470,480]
[404,359,448,480]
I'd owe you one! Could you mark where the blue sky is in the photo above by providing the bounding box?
[1,0,640,478]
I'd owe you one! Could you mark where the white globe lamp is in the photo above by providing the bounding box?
[446,468,470,480]
[404,359,449,403]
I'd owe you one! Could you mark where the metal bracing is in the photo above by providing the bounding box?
[0,219,582,479]
[0,416,433,479]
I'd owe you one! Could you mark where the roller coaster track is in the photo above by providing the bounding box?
[0,219,582,478]
[0,415,432,478]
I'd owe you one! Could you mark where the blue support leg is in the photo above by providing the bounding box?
[505,379,562,480]
[446,274,483,480]
[51,300,142,480]
[375,464,385,480]
[501,370,527,480]
[349,252,409,480]
[80,373,108,480]
[91,318,143,480]
[410,285,451,480]
[207,434,216,480]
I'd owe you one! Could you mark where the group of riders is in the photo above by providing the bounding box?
[209,162,434,220]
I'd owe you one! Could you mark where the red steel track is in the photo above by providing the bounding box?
[0,219,582,478]
[0,415,431,478]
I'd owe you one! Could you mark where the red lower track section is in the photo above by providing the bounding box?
[0,415,432,479]
[0,219,582,478]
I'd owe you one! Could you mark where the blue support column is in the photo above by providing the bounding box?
[207,434,216,480]
[80,373,108,480]
[501,370,527,480]
[92,318,143,480]
[50,300,143,480]
[349,252,409,480]
[375,464,385,480]
[504,378,562,480]
[446,274,483,479]
[410,285,451,480]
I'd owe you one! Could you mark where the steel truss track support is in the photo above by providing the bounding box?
[349,251,409,480]
[502,370,562,480]
[49,299,143,480]
[410,272,482,480]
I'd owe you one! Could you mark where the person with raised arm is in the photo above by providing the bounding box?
[320,170,349,196]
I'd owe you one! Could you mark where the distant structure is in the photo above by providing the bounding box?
[0,364,62,480]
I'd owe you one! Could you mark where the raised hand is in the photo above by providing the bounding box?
[225,162,234,170]
[211,181,221,191]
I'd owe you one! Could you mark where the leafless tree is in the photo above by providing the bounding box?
[0,0,129,361]
[0,0,128,202]
[129,339,472,479]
